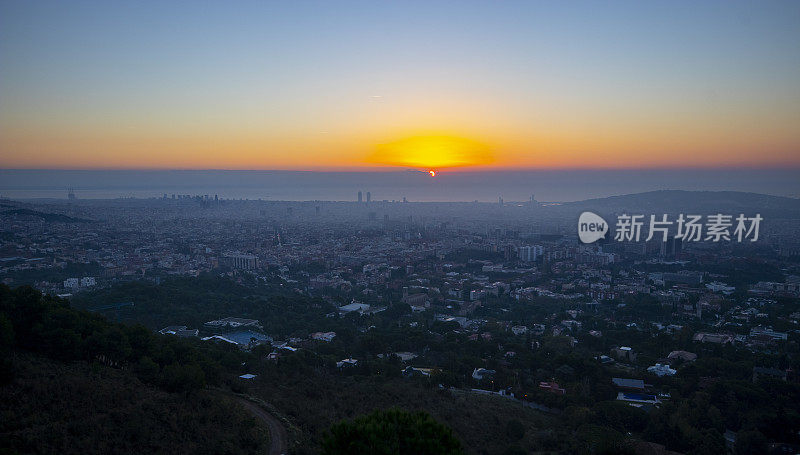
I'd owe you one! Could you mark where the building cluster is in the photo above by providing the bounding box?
[2,196,799,412]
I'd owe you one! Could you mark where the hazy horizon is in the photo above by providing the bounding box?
[2,168,799,202]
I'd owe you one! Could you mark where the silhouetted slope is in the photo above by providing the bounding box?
[0,354,269,454]
[564,190,800,218]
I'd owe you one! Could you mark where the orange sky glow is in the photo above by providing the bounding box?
[1,2,799,171]
[2,119,798,171]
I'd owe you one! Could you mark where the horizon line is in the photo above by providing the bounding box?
[4,187,799,204]
[3,165,800,173]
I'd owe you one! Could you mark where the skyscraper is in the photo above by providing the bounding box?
[519,245,543,262]
[660,237,682,257]
[358,191,363,203]
[366,192,371,203]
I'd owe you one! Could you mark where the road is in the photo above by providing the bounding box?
[233,396,289,455]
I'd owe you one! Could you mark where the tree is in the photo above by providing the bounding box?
[322,408,463,455]
[595,401,648,433]
[0,313,14,348]
[133,356,160,383]
[160,363,206,393]
[506,418,526,440]
[574,424,634,455]
[735,430,768,455]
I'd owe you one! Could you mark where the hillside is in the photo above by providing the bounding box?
[563,190,800,218]
[0,353,269,454]
[0,284,271,454]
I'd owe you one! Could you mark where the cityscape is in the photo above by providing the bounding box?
[2,1,800,455]
[2,188,800,453]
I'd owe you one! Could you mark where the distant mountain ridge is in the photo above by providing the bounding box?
[563,190,800,218]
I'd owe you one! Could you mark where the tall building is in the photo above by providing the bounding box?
[358,191,362,202]
[222,253,259,270]
[366,192,371,203]
[660,237,682,257]
[519,245,543,262]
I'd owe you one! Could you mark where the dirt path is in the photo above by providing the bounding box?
[233,396,289,455]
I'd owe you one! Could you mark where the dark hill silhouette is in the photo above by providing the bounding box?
[562,190,800,218]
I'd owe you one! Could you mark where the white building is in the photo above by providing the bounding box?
[336,358,358,368]
[311,331,336,342]
[750,326,788,341]
[63,278,80,289]
[616,392,660,407]
[472,367,496,381]
[647,363,677,377]
[80,276,96,287]
[339,301,371,314]
[706,281,735,294]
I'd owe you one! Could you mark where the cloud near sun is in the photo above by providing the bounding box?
[366,135,494,169]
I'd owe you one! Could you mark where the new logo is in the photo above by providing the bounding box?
[578,211,608,244]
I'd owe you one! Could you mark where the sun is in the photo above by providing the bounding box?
[367,134,493,169]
